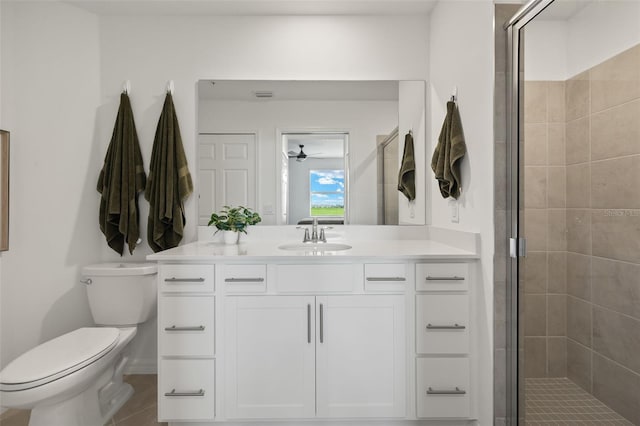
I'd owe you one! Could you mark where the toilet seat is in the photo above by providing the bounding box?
[0,327,119,392]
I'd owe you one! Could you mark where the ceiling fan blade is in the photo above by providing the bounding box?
[287,151,298,156]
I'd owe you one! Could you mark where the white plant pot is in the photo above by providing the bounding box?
[223,230,239,245]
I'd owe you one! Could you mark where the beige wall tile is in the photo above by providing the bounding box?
[567,296,592,347]
[593,306,640,374]
[525,81,547,123]
[567,209,592,255]
[495,142,507,211]
[524,251,547,294]
[593,353,640,425]
[525,167,547,208]
[591,156,640,209]
[524,337,547,378]
[524,123,548,166]
[547,81,565,123]
[547,337,567,378]
[548,295,566,336]
[566,163,590,208]
[525,294,547,336]
[591,99,640,160]
[567,252,591,301]
[547,123,566,166]
[592,209,640,263]
[567,339,592,392]
[592,257,640,320]
[591,44,640,114]
[566,71,590,121]
[547,209,567,251]
[548,252,567,294]
[566,117,590,165]
[525,209,548,251]
[547,167,566,208]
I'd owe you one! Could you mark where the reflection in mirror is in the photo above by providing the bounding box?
[197,80,425,226]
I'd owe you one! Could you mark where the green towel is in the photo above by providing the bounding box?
[97,93,146,255]
[145,93,193,252]
[431,101,466,199]
[397,132,416,201]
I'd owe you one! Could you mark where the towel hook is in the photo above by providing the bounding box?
[167,80,175,95]
[122,80,131,95]
[451,85,457,102]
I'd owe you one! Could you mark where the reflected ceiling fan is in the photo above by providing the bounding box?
[287,144,322,162]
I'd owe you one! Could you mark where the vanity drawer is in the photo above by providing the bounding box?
[222,264,267,293]
[275,264,356,293]
[159,264,214,293]
[160,295,215,356]
[417,358,470,419]
[159,359,215,421]
[416,263,469,292]
[416,295,469,354]
[364,264,408,292]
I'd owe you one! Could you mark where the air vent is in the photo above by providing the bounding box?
[254,91,273,98]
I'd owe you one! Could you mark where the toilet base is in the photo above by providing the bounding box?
[28,353,133,426]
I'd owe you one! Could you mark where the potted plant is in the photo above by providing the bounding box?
[208,206,262,244]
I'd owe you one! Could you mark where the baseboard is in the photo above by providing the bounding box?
[125,358,157,375]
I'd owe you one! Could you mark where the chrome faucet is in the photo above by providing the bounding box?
[298,218,331,243]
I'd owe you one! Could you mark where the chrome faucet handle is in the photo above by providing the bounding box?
[319,228,330,243]
[296,226,312,243]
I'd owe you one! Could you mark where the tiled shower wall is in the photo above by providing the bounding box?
[524,43,640,424]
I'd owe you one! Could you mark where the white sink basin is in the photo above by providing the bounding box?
[278,242,352,252]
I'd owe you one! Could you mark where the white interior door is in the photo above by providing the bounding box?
[315,295,406,418]
[225,296,316,419]
[198,133,257,225]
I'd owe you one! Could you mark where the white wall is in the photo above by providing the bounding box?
[428,2,494,425]
[198,99,398,225]
[526,0,640,81]
[0,2,101,369]
[0,7,430,372]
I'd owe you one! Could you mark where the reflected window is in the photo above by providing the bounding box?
[309,170,344,217]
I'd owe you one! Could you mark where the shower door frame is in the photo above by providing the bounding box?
[504,0,555,424]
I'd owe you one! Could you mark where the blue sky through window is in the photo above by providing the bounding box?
[310,170,345,210]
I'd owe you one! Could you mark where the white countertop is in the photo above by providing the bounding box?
[147,239,478,262]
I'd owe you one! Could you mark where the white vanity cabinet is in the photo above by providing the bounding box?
[153,253,477,426]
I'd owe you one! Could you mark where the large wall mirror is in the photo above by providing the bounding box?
[197,80,426,226]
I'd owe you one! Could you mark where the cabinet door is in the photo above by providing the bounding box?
[225,296,316,419]
[316,295,406,418]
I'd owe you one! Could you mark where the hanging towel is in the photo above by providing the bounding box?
[431,101,466,199]
[145,93,193,252]
[97,93,146,255]
[397,132,416,201]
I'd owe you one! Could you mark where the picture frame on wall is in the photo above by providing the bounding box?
[0,130,9,251]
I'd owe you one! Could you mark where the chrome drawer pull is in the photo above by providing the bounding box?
[427,387,466,395]
[224,277,265,283]
[425,276,464,281]
[426,323,466,330]
[366,277,406,282]
[164,325,205,331]
[165,388,205,397]
[164,277,205,283]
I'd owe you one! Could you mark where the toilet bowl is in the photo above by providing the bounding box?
[0,263,157,426]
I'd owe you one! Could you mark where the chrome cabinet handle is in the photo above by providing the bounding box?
[319,303,324,343]
[427,387,466,395]
[164,325,205,331]
[366,277,406,282]
[307,304,311,343]
[164,388,205,397]
[164,277,205,283]
[425,276,464,281]
[426,323,466,330]
[224,278,265,283]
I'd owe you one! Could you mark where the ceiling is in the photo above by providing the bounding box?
[198,80,400,101]
[285,133,346,159]
[65,0,439,16]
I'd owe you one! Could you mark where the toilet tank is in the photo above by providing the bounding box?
[82,263,158,326]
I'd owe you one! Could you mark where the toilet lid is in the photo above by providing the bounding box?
[0,327,119,391]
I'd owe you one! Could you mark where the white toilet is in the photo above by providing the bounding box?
[0,262,157,426]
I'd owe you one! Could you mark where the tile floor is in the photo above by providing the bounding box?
[0,374,166,426]
[525,377,633,425]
